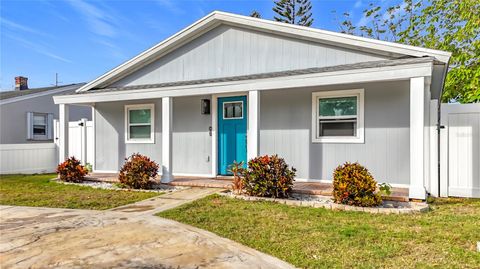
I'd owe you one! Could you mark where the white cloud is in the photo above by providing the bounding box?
[6,34,72,63]
[67,0,118,37]
[354,0,363,9]
[93,39,127,60]
[356,15,370,27]
[155,0,185,15]
[1,18,52,38]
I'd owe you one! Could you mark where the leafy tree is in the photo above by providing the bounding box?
[250,10,261,18]
[339,0,479,103]
[273,0,313,27]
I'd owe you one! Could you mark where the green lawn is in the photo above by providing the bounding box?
[158,195,480,269]
[0,174,160,210]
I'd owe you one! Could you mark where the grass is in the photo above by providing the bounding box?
[158,194,480,269]
[0,174,160,210]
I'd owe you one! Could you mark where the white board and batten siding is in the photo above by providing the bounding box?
[112,25,387,87]
[440,103,480,198]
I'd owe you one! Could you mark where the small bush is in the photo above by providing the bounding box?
[242,155,296,198]
[56,157,88,183]
[119,153,159,189]
[332,162,382,207]
[228,161,244,195]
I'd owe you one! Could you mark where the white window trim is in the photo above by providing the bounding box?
[311,89,364,143]
[33,113,48,139]
[27,112,53,141]
[125,104,155,144]
[222,100,244,120]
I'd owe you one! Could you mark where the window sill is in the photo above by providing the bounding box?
[125,139,155,144]
[312,137,364,144]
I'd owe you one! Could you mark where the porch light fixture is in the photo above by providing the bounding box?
[201,99,211,114]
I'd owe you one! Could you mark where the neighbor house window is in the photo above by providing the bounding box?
[312,89,364,143]
[125,104,154,143]
[27,112,53,140]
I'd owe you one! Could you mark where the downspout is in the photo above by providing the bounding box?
[437,60,450,197]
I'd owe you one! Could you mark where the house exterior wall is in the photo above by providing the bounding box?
[259,80,411,185]
[93,96,212,174]
[0,93,91,144]
[94,99,162,171]
[112,25,388,87]
[172,95,212,175]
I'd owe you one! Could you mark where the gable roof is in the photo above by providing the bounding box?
[77,11,451,93]
[82,57,437,95]
[0,83,85,104]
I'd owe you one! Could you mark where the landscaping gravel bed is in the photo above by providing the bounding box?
[53,179,187,193]
[220,191,429,214]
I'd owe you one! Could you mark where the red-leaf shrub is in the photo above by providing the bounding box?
[242,155,296,198]
[56,157,88,182]
[118,153,159,189]
[333,162,382,207]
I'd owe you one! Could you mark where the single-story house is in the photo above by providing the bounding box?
[53,11,451,200]
[0,79,91,144]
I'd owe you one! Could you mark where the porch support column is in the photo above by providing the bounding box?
[409,77,427,200]
[59,104,69,163]
[161,97,173,183]
[248,90,260,161]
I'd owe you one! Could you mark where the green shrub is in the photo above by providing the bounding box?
[333,162,382,207]
[242,155,296,198]
[118,153,159,189]
[56,157,88,183]
[228,161,244,195]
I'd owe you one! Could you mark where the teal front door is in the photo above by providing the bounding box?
[218,96,247,175]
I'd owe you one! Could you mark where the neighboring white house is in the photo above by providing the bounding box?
[54,11,453,200]
[0,80,91,144]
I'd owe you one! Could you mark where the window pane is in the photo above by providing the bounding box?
[223,102,243,119]
[319,120,356,136]
[33,115,46,125]
[33,125,46,135]
[129,109,151,124]
[129,125,151,139]
[319,96,357,117]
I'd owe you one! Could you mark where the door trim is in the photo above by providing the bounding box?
[211,92,247,177]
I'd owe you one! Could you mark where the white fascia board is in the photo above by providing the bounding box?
[76,11,450,94]
[0,84,81,106]
[54,62,433,105]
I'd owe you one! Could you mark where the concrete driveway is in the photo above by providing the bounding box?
[0,205,294,269]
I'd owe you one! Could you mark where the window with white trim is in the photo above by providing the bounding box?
[312,89,364,143]
[27,112,53,140]
[125,104,154,143]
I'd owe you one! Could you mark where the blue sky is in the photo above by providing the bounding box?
[1,0,391,90]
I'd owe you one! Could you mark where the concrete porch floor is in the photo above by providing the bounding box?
[87,173,409,202]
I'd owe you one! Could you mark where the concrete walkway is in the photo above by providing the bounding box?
[109,187,219,215]
[0,205,295,269]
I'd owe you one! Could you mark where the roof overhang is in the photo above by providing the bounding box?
[75,11,451,94]
[55,60,434,105]
[0,84,83,106]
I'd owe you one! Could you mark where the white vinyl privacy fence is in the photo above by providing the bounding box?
[440,103,480,198]
[0,143,58,174]
[0,119,93,174]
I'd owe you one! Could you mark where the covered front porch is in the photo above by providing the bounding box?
[54,57,438,201]
[86,173,409,202]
